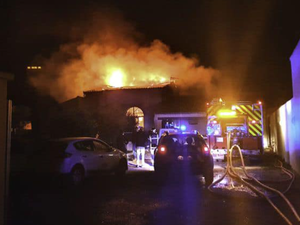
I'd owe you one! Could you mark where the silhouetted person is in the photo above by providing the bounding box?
[132,126,138,159]
[149,128,158,165]
[136,127,147,167]
[186,136,198,159]
[116,130,128,154]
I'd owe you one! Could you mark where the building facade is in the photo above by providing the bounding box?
[269,39,300,174]
[61,83,207,142]
[0,72,13,225]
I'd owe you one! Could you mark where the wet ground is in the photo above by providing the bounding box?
[8,158,300,225]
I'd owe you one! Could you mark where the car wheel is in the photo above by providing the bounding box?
[71,165,85,185]
[115,159,127,177]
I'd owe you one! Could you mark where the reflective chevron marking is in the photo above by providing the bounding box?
[207,103,263,136]
[237,105,260,121]
[249,124,262,136]
[248,128,256,136]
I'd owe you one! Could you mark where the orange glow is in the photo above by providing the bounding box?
[28,66,41,70]
[160,146,166,152]
[23,122,32,130]
[258,100,262,105]
[107,69,125,87]
[28,12,220,102]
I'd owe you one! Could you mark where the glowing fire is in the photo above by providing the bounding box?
[105,67,168,88]
[107,69,125,87]
[28,12,219,102]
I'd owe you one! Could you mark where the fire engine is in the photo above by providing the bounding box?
[206,98,264,160]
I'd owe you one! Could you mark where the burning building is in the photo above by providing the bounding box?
[61,81,207,142]
[27,12,220,140]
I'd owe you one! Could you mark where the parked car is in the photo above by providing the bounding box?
[154,132,214,185]
[29,137,128,185]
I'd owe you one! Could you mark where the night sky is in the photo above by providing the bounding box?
[1,0,300,108]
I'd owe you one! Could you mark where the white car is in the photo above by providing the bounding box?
[32,137,128,184]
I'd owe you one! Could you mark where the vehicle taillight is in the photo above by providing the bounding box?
[160,146,166,152]
[203,146,210,154]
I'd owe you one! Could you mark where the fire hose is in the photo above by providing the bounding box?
[208,133,300,225]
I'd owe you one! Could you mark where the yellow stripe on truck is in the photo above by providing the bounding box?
[249,124,262,136]
[248,128,256,136]
[238,105,260,121]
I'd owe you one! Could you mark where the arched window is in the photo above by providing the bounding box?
[126,107,144,128]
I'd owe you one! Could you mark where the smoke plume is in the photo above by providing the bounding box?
[29,10,220,102]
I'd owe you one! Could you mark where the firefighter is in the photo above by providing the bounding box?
[149,128,158,165]
[116,130,128,154]
[136,127,147,167]
[131,126,138,160]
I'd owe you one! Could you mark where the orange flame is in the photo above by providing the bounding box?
[29,12,220,102]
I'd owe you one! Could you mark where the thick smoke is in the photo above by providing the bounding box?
[29,10,220,102]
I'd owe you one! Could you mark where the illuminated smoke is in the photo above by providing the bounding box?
[29,10,220,102]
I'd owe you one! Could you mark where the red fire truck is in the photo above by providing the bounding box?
[206,98,264,160]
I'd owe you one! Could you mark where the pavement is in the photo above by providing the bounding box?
[7,152,300,225]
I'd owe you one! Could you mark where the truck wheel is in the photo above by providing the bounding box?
[204,169,214,187]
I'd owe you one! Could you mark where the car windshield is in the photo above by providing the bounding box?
[160,134,205,149]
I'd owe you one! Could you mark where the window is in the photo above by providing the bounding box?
[93,141,111,152]
[74,141,93,151]
[126,107,144,128]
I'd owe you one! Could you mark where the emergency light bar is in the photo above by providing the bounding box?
[180,125,187,131]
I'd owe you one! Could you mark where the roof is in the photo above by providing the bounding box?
[55,137,98,142]
[155,112,206,119]
[83,82,170,93]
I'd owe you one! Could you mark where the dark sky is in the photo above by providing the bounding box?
[1,0,300,107]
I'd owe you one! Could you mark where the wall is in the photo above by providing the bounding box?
[269,40,300,174]
[60,85,207,143]
[0,72,13,225]
[83,87,165,132]
[289,38,300,174]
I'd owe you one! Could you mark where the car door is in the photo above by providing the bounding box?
[30,141,69,173]
[92,140,119,170]
[73,140,100,172]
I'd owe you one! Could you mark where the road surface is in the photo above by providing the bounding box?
[8,162,300,225]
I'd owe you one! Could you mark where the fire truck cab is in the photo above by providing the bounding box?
[206,98,264,160]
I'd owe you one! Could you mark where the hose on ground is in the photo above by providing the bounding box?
[208,133,300,225]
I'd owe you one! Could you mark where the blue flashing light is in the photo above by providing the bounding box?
[180,125,187,131]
